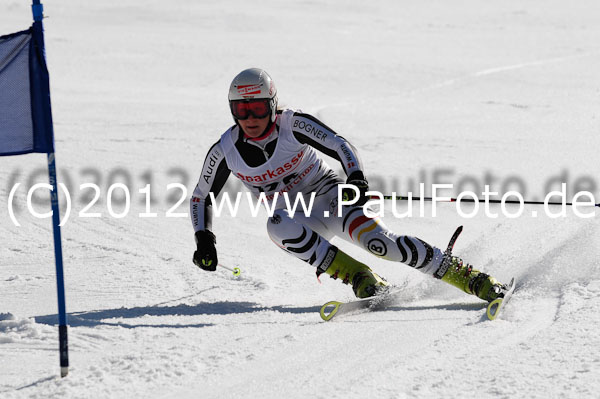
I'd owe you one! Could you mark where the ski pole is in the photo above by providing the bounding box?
[218,263,241,276]
[372,195,600,207]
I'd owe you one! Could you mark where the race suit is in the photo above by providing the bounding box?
[190,109,443,275]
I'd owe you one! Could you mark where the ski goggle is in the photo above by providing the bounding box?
[230,99,271,120]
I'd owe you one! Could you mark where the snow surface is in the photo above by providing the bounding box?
[1,0,600,398]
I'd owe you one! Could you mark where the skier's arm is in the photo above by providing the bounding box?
[290,112,364,178]
[291,112,368,205]
[190,141,231,233]
[190,141,231,271]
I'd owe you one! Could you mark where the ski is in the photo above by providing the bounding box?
[319,287,401,321]
[486,277,516,320]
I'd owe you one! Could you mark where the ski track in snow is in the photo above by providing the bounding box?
[2,0,600,398]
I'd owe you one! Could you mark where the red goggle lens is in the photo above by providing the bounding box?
[230,99,271,120]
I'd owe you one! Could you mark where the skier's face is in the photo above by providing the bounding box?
[238,115,270,138]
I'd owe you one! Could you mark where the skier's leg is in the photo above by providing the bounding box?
[266,208,331,267]
[266,208,388,298]
[331,203,506,302]
[329,202,443,273]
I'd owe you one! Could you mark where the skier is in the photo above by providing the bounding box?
[190,67,509,301]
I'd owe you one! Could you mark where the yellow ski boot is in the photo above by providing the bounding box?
[442,257,506,302]
[317,248,389,298]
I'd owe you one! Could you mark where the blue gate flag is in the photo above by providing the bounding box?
[0,3,68,378]
[0,22,54,156]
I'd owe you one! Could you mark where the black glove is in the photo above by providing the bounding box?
[193,230,218,271]
[342,171,369,207]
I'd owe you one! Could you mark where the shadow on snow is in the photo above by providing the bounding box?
[33,301,323,329]
[32,300,489,328]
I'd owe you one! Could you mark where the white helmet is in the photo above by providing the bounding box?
[228,68,278,122]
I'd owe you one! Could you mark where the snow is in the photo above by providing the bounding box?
[1,0,600,398]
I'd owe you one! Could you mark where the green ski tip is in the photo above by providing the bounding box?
[486,298,503,320]
[320,301,343,321]
[486,277,516,321]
